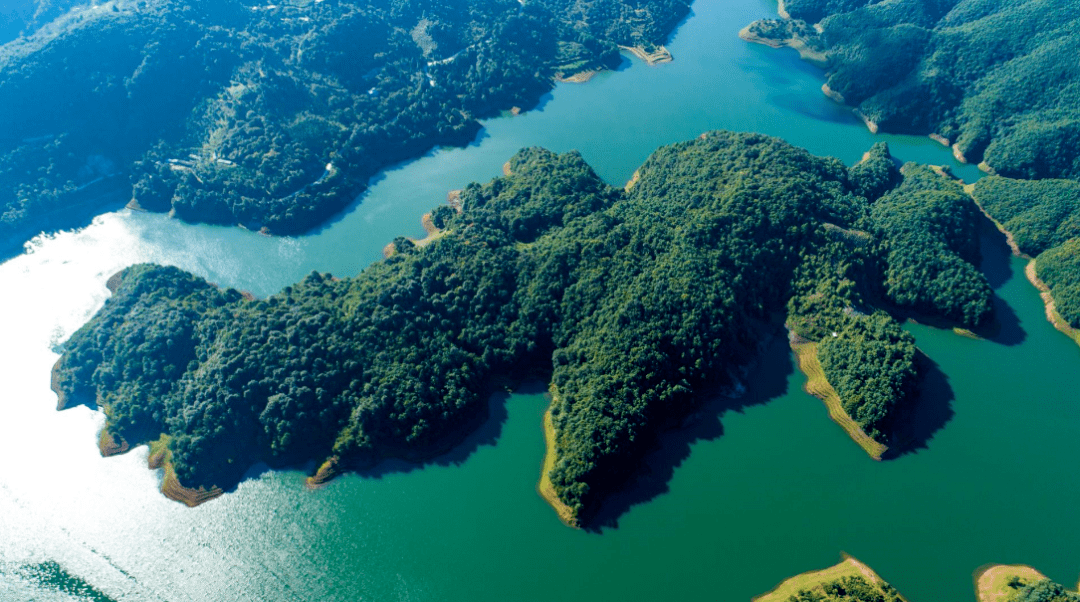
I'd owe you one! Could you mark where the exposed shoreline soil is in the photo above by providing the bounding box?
[789,334,888,460]
[738,25,828,67]
[618,44,672,65]
[538,395,579,528]
[555,70,599,84]
[1025,261,1080,347]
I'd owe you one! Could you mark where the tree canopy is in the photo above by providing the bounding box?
[747,0,1080,179]
[0,0,689,249]
[974,176,1080,328]
[55,132,992,522]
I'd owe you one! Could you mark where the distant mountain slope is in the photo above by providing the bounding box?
[0,0,689,251]
[746,0,1080,179]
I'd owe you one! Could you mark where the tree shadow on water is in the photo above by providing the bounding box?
[881,351,955,460]
[582,327,795,532]
[973,212,1026,346]
[351,383,517,481]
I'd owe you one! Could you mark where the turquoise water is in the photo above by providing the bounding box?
[1,0,1074,600]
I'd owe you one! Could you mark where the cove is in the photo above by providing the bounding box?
[0,0,1076,600]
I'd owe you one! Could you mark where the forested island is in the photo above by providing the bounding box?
[0,0,688,253]
[54,132,995,524]
[755,558,1080,602]
[741,0,1080,180]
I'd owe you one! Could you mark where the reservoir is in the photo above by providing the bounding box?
[1,0,1077,599]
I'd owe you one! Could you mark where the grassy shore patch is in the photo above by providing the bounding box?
[790,339,887,460]
[754,555,906,602]
[538,399,578,528]
[974,564,1048,602]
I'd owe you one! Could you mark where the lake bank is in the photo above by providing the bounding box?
[789,337,888,460]
[538,398,578,528]
[966,186,1080,350]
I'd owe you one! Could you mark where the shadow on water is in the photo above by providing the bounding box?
[235,380,524,490]
[975,212,1026,347]
[977,210,1017,290]
[351,381,527,480]
[882,351,955,460]
[982,289,1025,347]
[583,327,794,532]
[768,93,861,126]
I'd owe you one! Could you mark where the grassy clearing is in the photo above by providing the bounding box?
[974,564,1048,602]
[538,396,579,528]
[754,555,906,602]
[790,340,888,460]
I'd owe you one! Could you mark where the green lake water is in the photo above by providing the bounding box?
[1,0,1077,599]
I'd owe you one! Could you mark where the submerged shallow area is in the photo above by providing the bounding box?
[1,0,1078,599]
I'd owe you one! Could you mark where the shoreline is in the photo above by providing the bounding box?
[973,564,1048,602]
[966,187,1080,348]
[738,25,828,67]
[1025,260,1080,348]
[929,133,950,147]
[967,184,1027,258]
[145,436,224,507]
[952,143,969,164]
[98,429,129,457]
[618,44,672,65]
[754,555,906,602]
[789,336,888,460]
[555,70,600,84]
[538,393,579,528]
[383,211,448,258]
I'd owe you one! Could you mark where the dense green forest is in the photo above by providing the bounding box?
[54,133,992,522]
[0,0,689,250]
[974,176,1080,327]
[746,0,1080,180]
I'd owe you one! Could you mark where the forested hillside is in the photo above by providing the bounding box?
[0,0,689,251]
[53,133,992,524]
[744,0,1080,180]
[974,176,1080,328]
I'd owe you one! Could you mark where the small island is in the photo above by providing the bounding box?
[754,556,906,602]
[54,132,994,525]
